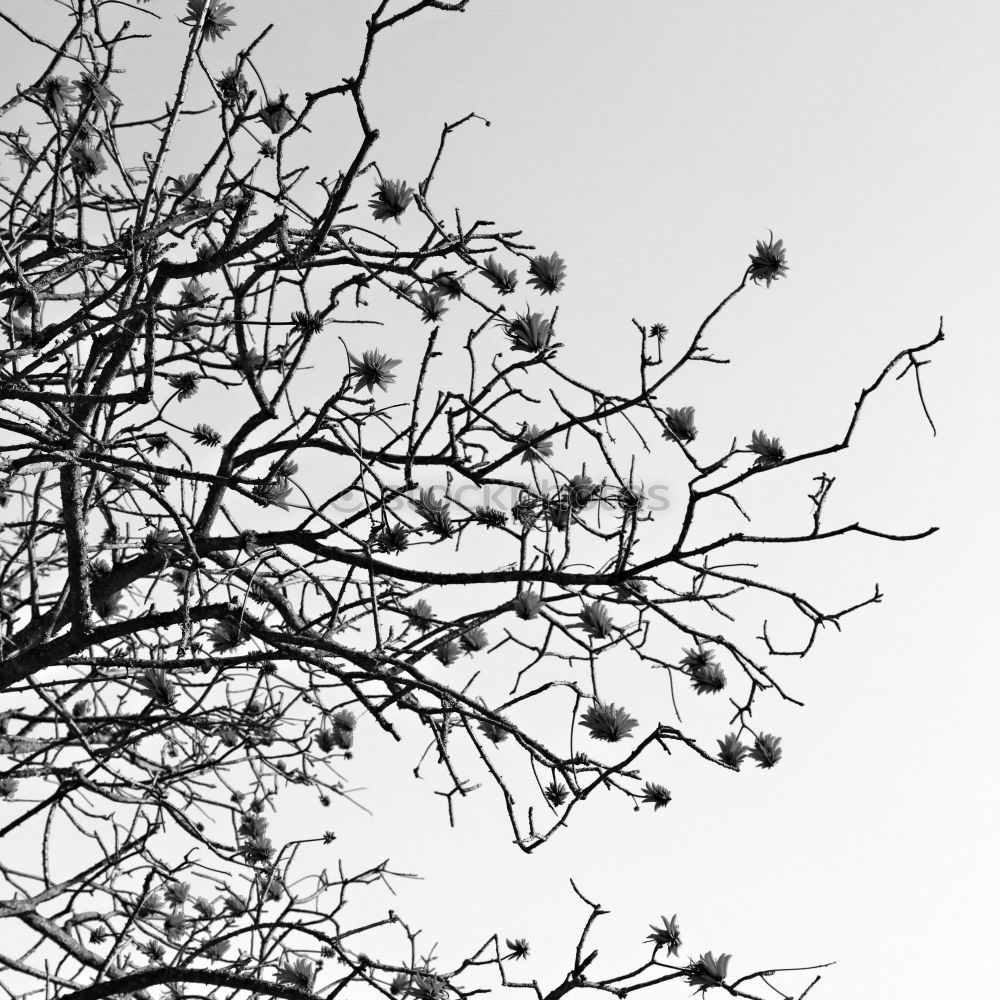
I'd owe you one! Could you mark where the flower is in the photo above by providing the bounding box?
[544,779,569,807]
[137,891,163,917]
[411,975,448,1000]
[370,178,415,222]
[178,278,210,307]
[194,897,215,918]
[639,781,672,811]
[617,486,644,512]
[63,114,97,144]
[205,939,230,961]
[685,952,731,993]
[749,733,783,769]
[512,496,539,529]
[748,429,785,468]
[7,131,33,172]
[689,660,726,694]
[259,94,294,134]
[239,347,269,374]
[477,712,510,745]
[473,505,508,529]
[163,310,200,340]
[209,617,247,651]
[505,938,530,960]
[347,349,401,393]
[434,640,461,666]
[416,487,453,538]
[223,894,248,916]
[717,732,749,769]
[408,599,435,633]
[431,269,464,299]
[170,174,203,202]
[141,939,167,962]
[548,500,572,532]
[645,914,681,955]
[39,76,72,116]
[512,590,542,620]
[649,323,668,341]
[163,910,187,942]
[240,833,275,866]
[681,649,727,695]
[144,528,183,559]
[217,725,240,747]
[182,0,236,43]
[291,310,325,335]
[480,255,517,295]
[333,709,356,733]
[681,647,713,671]
[69,142,106,179]
[459,626,489,654]
[417,289,448,324]
[506,310,553,353]
[165,881,190,907]
[567,473,598,508]
[748,231,788,287]
[0,777,18,799]
[89,558,126,619]
[377,523,410,554]
[579,601,614,639]
[168,371,199,400]
[315,729,341,753]
[390,973,411,995]
[329,725,353,751]
[579,701,639,742]
[216,66,248,106]
[526,251,566,294]
[663,406,697,444]
[518,424,554,465]
[616,577,647,599]
[254,476,293,509]
[191,423,221,447]
[75,72,116,108]
[276,955,316,992]
[137,668,176,707]
[239,813,268,837]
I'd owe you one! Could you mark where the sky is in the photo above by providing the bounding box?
[3,1,1000,998]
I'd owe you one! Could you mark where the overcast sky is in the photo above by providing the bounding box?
[5,1,999,997]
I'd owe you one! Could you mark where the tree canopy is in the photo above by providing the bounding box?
[0,3,942,1000]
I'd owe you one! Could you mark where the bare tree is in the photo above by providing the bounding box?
[0,3,942,999]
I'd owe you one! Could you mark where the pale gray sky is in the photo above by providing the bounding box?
[285,4,998,996]
[3,1,998,997]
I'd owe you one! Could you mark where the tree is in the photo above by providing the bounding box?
[0,3,942,999]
